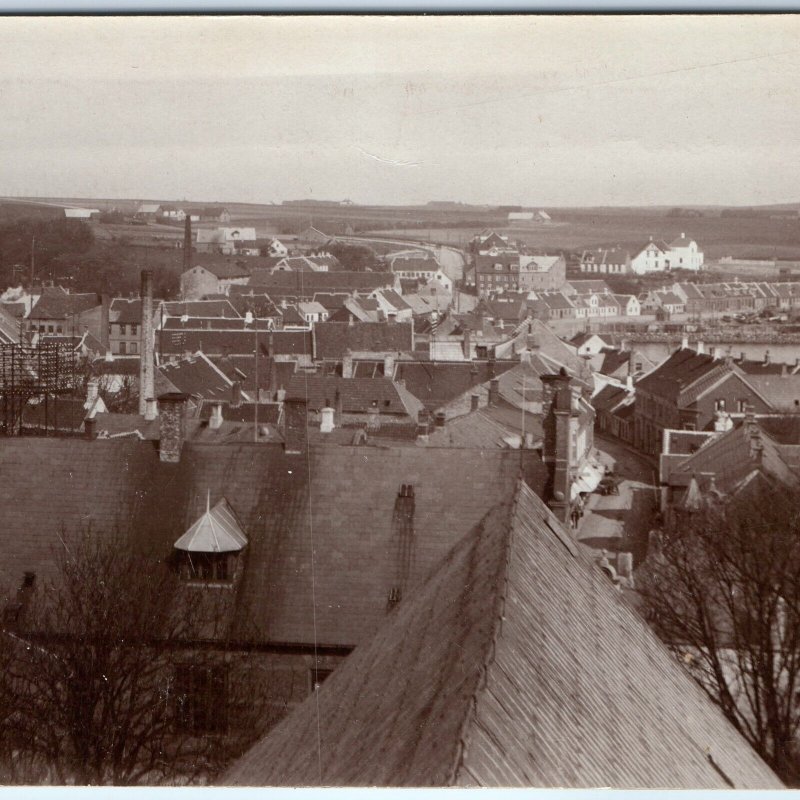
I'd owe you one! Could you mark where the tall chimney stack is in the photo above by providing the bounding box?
[138,270,155,417]
[183,215,192,272]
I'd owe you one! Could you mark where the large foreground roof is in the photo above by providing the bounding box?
[223,481,781,789]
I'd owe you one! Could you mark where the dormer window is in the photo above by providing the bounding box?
[174,496,248,585]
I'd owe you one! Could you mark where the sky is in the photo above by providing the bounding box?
[1,15,800,207]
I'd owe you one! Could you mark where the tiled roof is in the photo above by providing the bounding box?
[285,375,421,417]
[162,300,240,319]
[0,302,26,319]
[157,329,312,357]
[157,352,234,400]
[110,298,142,324]
[313,322,413,360]
[161,317,272,331]
[21,396,88,432]
[312,293,350,311]
[91,356,141,376]
[379,290,411,311]
[197,400,282,425]
[670,421,798,493]
[591,383,629,413]
[197,261,252,279]
[223,480,781,789]
[226,293,282,319]
[28,288,100,321]
[636,348,727,403]
[394,361,516,412]
[211,355,296,393]
[248,270,395,294]
[421,409,518,449]
[742,375,800,411]
[0,440,536,649]
[389,256,438,272]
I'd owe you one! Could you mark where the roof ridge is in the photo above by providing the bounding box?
[447,480,523,785]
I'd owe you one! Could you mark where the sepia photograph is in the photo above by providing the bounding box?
[0,12,800,790]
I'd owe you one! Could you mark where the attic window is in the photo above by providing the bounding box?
[182,552,230,583]
[310,668,333,692]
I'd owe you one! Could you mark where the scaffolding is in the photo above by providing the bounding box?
[0,341,79,435]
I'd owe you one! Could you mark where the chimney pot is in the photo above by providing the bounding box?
[209,402,224,430]
[231,381,242,407]
[696,340,705,355]
[434,411,446,428]
[144,397,158,421]
[84,417,97,440]
[471,394,479,412]
[320,406,335,433]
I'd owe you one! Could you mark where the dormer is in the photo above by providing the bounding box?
[174,496,248,584]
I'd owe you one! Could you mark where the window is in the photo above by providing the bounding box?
[174,665,228,735]
[129,341,138,354]
[737,399,748,413]
[119,324,126,335]
[119,342,127,355]
[56,325,63,334]
[715,399,726,412]
[683,422,696,431]
[310,667,333,692]
[130,323,138,336]
[182,552,231,583]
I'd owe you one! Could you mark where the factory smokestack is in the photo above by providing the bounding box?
[138,269,155,417]
[183,215,192,272]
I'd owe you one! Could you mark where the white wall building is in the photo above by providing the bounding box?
[630,234,704,275]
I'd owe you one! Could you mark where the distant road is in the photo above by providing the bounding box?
[337,234,467,282]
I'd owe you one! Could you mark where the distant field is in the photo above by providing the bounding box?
[6,197,800,263]
[365,213,800,262]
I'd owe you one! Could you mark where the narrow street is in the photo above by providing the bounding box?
[575,433,660,568]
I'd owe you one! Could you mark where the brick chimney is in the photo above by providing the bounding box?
[283,398,307,454]
[488,377,500,407]
[231,380,242,408]
[100,294,111,350]
[541,372,575,523]
[84,416,97,440]
[384,354,395,378]
[138,270,155,417]
[470,393,479,412]
[157,392,188,463]
[416,409,430,440]
[462,328,471,360]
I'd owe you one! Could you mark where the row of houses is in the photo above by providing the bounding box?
[136,203,232,223]
[0,273,782,786]
[469,230,567,297]
[579,233,704,275]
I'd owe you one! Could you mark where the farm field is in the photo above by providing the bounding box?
[364,212,800,262]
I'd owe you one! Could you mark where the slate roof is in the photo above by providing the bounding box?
[197,400,282,425]
[285,375,422,417]
[0,440,536,649]
[389,256,438,273]
[157,329,312,358]
[394,361,516,412]
[162,300,240,319]
[313,322,413,360]
[312,293,350,311]
[28,288,100,320]
[197,261,252,279]
[222,480,781,789]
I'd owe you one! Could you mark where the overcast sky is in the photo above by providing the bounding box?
[1,15,799,207]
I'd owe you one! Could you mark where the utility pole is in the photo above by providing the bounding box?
[30,236,35,286]
[253,321,259,443]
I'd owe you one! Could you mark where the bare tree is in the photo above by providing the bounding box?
[0,528,276,785]
[639,484,800,785]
